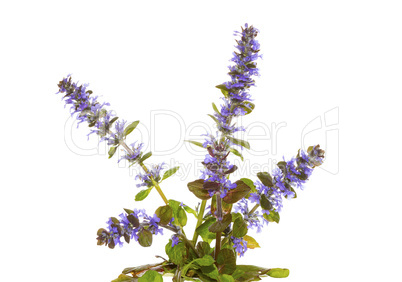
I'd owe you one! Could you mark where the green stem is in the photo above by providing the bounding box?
[140,163,169,205]
[114,133,169,205]
[249,203,260,215]
[192,200,207,245]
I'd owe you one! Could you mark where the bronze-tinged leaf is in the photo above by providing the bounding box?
[208,213,232,233]
[187,179,212,200]
[222,180,251,204]
[127,214,140,228]
[277,161,287,174]
[108,239,116,249]
[155,205,173,225]
[203,181,220,191]
[260,194,273,211]
[138,229,153,247]
[224,165,238,175]
[257,172,273,187]
[124,233,130,244]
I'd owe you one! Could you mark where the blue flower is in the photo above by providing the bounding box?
[135,163,164,188]
[171,234,180,247]
[107,120,126,146]
[119,142,144,164]
[232,236,248,257]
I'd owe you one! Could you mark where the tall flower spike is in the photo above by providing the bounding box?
[199,24,262,202]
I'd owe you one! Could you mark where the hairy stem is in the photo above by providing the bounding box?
[214,192,223,261]
[215,232,221,261]
[192,200,207,245]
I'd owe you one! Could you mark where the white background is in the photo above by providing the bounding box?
[1,1,401,281]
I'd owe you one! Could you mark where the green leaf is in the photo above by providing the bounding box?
[257,172,273,187]
[166,241,188,266]
[200,264,220,280]
[187,179,212,200]
[124,120,140,137]
[277,161,287,174]
[108,146,118,159]
[227,136,250,150]
[138,229,152,247]
[168,200,187,227]
[263,210,280,223]
[231,269,246,280]
[196,254,215,266]
[182,255,215,277]
[185,140,204,148]
[216,84,229,98]
[196,217,217,243]
[233,217,248,238]
[110,217,120,224]
[123,208,134,215]
[219,274,235,282]
[109,116,119,126]
[139,151,152,163]
[208,213,232,233]
[196,241,212,257]
[177,207,188,227]
[216,249,236,275]
[222,180,251,204]
[240,102,255,115]
[229,147,244,161]
[123,263,165,275]
[215,84,228,91]
[135,188,152,201]
[155,205,173,225]
[240,178,257,194]
[267,268,290,278]
[111,274,135,282]
[243,235,260,249]
[285,185,297,199]
[162,166,180,180]
[138,270,163,282]
[235,265,271,280]
[212,103,220,115]
[182,204,197,218]
[207,114,219,124]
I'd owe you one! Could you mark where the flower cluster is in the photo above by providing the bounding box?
[249,145,325,215]
[213,23,261,135]
[234,198,267,233]
[96,209,163,249]
[200,24,262,203]
[232,236,248,257]
[57,76,145,163]
[118,141,144,164]
[200,135,237,198]
[136,163,165,188]
[57,76,114,140]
